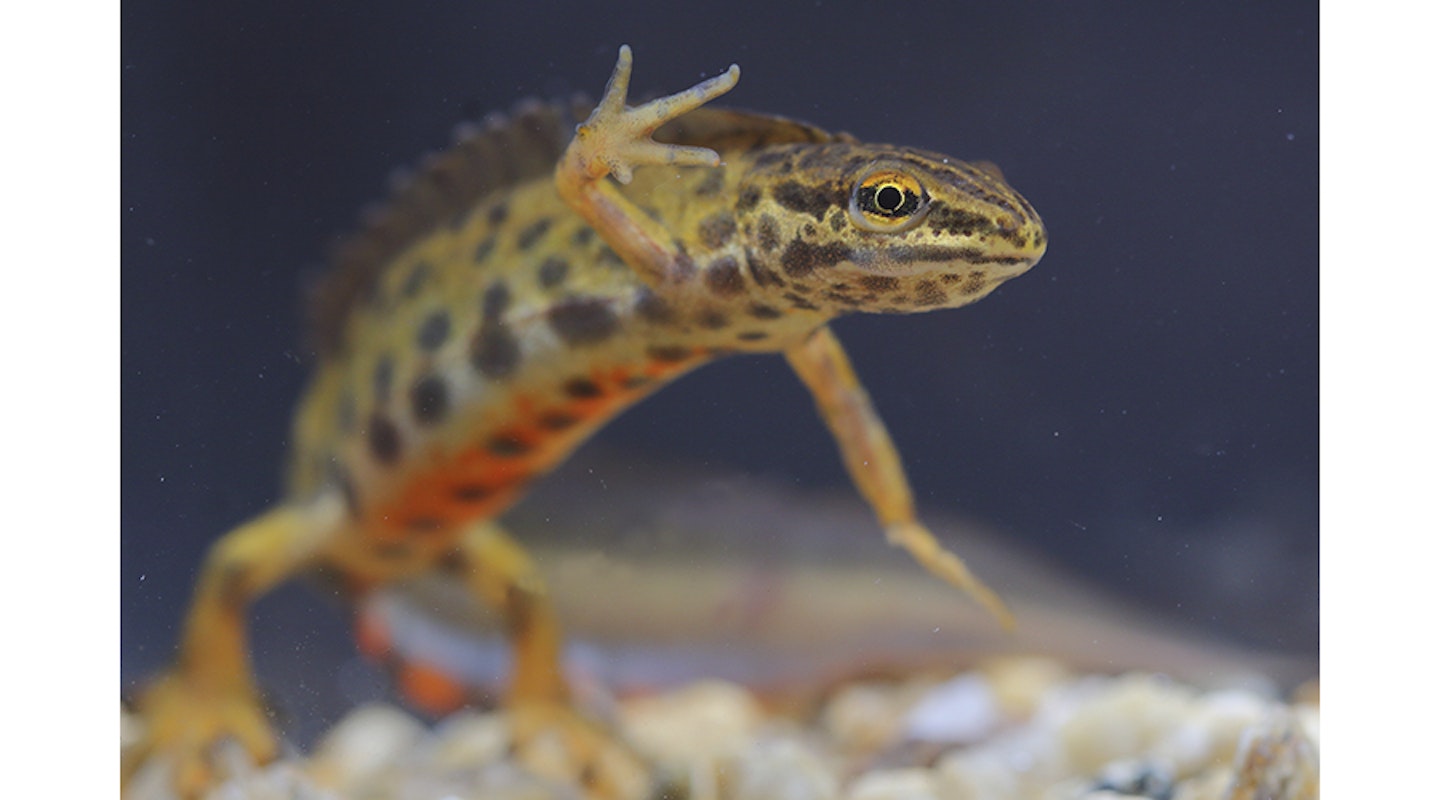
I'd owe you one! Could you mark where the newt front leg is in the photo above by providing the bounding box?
[556,44,739,285]
[786,326,1015,628]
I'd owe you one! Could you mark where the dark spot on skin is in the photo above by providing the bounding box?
[828,210,846,232]
[548,297,620,346]
[695,167,725,196]
[798,146,847,172]
[488,432,532,457]
[772,181,837,222]
[401,262,430,298]
[634,287,675,325]
[737,331,769,342]
[368,414,401,465]
[939,272,965,284]
[737,185,761,212]
[781,238,852,278]
[822,289,862,308]
[960,274,988,295]
[408,517,444,534]
[598,246,627,269]
[859,275,901,293]
[782,291,820,311]
[698,211,737,250]
[646,345,692,363]
[757,215,780,253]
[452,483,492,502]
[926,201,991,237]
[472,280,521,378]
[373,356,394,400]
[571,227,595,247]
[697,309,730,329]
[803,222,816,237]
[537,410,580,431]
[563,376,604,399]
[410,374,449,425]
[672,247,697,282]
[752,149,792,169]
[372,542,415,560]
[745,248,786,288]
[537,256,570,288]
[516,218,552,250]
[912,280,948,307]
[417,310,451,351]
[579,761,601,790]
[703,257,745,297]
[748,303,782,320]
[470,326,520,379]
[487,201,509,226]
[481,281,511,320]
[474,236,496,263]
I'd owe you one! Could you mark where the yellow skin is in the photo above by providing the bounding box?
[125,46,1047,797]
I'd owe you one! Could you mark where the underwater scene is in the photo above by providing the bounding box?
[122,2,1318,798]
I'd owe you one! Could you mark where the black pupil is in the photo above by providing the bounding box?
[876,185,905,212]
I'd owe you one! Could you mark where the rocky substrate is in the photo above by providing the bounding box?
[123,657,1319,800]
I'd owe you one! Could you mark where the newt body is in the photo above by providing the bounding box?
[126,47,1046,797]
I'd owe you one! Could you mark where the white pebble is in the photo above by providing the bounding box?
[846,768,941,800]
[904,674,999,744]
[733,736,839,800]
[307,703,425,788]
[623,680,764,765]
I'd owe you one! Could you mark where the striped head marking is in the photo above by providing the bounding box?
[736,142,1047,312]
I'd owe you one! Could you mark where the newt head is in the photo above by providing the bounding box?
[734,142,1047,313]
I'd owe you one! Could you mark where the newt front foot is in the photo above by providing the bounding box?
[122,672,279,798]
[568,44,740,184]
[886,520,1016,629]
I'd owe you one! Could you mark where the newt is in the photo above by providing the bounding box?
[124,45,1048,797]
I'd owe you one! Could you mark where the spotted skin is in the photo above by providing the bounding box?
[126,45,1046,798]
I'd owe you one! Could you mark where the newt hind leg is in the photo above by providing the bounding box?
[123,502,338,797]
[441,521,650,798]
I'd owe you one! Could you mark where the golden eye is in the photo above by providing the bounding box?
[848,168,930,233]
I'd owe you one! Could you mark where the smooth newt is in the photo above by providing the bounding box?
[125,46,1047,797]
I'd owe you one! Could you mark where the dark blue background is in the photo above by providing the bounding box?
[123,1,1317,687]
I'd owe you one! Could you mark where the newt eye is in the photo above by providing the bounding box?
[848,167,929,233]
